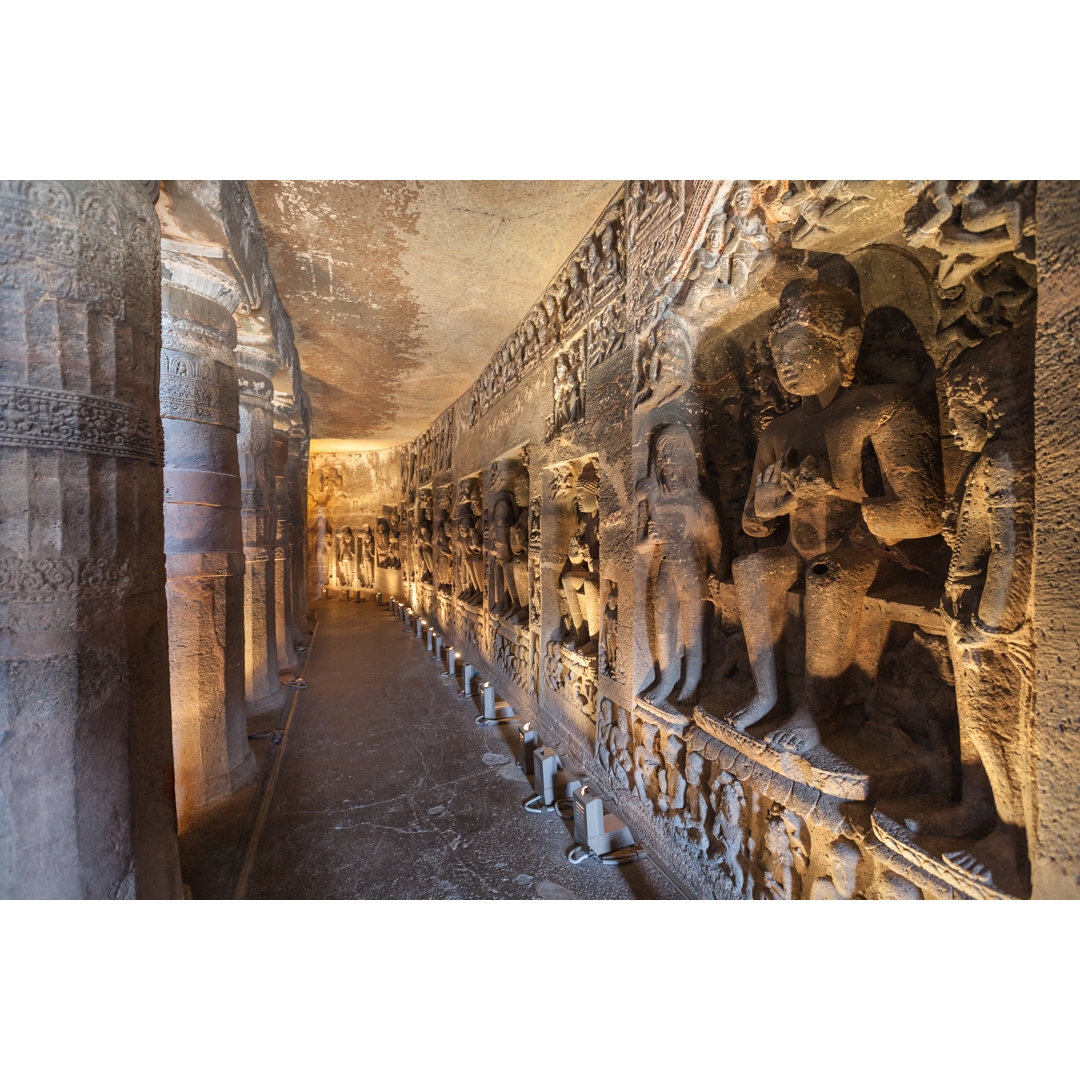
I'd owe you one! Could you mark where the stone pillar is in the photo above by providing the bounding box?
[0,180,183,898]
[1033,180,1080,899]
[236,343,284,718]
[288,411,311,635]
[272,422,294,672]
[160,251,253,825]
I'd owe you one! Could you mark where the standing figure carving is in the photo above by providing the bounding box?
[908,328,1034,893]
[719,183,771,292]
[488,458,529,622]
[636,425,724,708]
[557,462,601,655]
[360,524,375,587]
[338,526,356,588]
[724,274,944,752]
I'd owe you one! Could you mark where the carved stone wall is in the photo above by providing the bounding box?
[308,181,1076,899]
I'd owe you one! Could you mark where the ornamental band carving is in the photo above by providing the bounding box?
[0,382,159,462]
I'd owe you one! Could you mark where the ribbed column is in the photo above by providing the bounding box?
[160,251,253,825]
[236,344,283,717]
[287,408,310,644]
[272,397,297,670]
[0,180,182,898]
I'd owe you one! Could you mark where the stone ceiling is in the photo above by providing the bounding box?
[248,181,621,451]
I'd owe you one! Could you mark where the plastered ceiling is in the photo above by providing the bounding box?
[248,181,621,452]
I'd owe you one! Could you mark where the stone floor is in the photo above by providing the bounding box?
[179,597,688,900]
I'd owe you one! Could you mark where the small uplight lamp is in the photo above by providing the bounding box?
[441,648,458,677]
[517,721,538,775]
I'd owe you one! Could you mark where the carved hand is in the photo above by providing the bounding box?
[755,461,797,519]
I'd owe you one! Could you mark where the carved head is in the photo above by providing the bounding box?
[601,225,614,255]
[732,183,755,214]
[575,462,600,514]
[651,425,697,497]
[825,838,861,899]
[769,278,864,396]
[704,214,726,249]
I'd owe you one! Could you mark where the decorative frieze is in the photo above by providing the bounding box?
[0,382,159,462]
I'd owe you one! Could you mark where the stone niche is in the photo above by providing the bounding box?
[313,180,1060,899]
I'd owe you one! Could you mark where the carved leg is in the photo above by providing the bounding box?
[676,594,707,705]
[766,544,879,752]
[643,581,679,705]
[726,548,800,730]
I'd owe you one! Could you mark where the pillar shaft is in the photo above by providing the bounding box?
[272,426,294,671]
[160,253,253,824]
[0,180,182,898]
[236,345,283,717]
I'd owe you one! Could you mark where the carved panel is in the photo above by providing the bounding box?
[0,382,159,463]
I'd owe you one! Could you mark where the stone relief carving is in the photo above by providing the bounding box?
[453,477,484,605]
[0,383,159,463]
[487,455,530,624]
[599,579,619,680]
[554,460,600,656]
[635,315,693,411]
[551,339,586,436]
[311,181,1043,902]
[636,424,724,712]
[716,271,944,755]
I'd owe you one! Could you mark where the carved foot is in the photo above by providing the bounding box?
[889,797,995,840]
[724,691,777,732]
[943,824,1030,898]
[764,706,826,753]
[675,685,699,706]
[579,638,598,657]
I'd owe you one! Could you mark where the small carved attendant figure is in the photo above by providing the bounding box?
[636,425,724,707]
[559,463,601,654]
[489,459,524,619]
[338,526,356,588]
[909,331,1034,891]
[361,524,375,586]
[635,316,692,411]
[595,223,619,293]
[726,275,944,752]
[719,183,771,292]
[563,262,588,327]
[436,516,453,593]
[682,212,727,309]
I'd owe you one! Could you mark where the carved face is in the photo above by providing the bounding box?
[658,451,694,495]
[706,219,725,248]
[771,324,849,398]
[734,188,753,213]
[601,227,613,255]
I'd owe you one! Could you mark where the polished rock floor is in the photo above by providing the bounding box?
[179,596,686,900]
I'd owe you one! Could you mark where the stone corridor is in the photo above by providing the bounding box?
[180,596,685,900]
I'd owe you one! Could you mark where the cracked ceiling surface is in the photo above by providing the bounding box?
[248,181,621,451]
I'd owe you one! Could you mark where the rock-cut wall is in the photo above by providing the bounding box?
[309,180,1080,900]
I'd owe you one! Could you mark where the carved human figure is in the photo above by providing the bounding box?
[338,526,356,588]
[558,462,601,654]
[375,519,390,569]
[710,771,748,897]
[436,516,453,593]
[489,458,527,619]
[554,353,582,430]
[319,526,334,592]
[507,463,531,624]
[563,262,588,327]
[595,223,619,293]
[634,724,663,808]
[682,213,727,309]
[543,290,561,346]
[809,838,862,900]
[601,584,618,678]
[635,316,692,411]
[908,333,1034,891]
[360,524,375,586]
[719,183,771,291]
[905,181,1035,292]
[726,275,944,752]
[759,809,809,900]
[636,426,724,708]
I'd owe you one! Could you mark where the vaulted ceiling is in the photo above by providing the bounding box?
[248,181,621,451]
